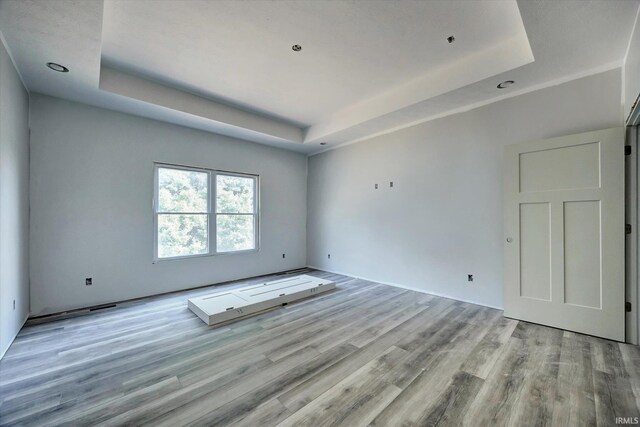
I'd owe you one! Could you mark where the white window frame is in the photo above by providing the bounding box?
[153,163,260,262]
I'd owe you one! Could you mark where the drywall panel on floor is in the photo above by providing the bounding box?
[0,38,30,358]
[307,69,623,309]
[29,95,307,316]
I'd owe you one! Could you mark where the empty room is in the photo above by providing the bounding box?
[1,0,640,425]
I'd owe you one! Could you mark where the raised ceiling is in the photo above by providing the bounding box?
[102,0,529,126]
[0,0,638,153]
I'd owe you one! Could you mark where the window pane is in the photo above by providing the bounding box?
[216,175,255,213]
[158,214,208,258]
[217,215,255,252]
[158,168,208,213]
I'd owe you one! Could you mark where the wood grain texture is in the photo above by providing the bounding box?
[0,269,638,426]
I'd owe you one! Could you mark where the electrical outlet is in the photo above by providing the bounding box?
[328,254,331,259]
[390,181,394,188]
[13,299,16,310]
[282,253,286,259]
[375,184,378,189]
[86,277,93,286]
[468,274,474,282]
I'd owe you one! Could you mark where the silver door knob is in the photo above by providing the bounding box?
[506,237,513,243]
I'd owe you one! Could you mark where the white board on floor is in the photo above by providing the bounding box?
[188,275,336,326]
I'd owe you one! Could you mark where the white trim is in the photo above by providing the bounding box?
[627,127,639,345]
[307,265,503,311]
[188,275,335,326]
[0,313,29,361]
[309,61,623,157]
[637,126,640,345]
[0,29,29,93]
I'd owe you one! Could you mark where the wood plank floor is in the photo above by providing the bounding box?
[1,269,639,426]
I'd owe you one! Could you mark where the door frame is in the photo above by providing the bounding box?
[629,124,639,345]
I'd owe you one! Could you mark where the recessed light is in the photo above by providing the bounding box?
[497,80,515,89]
[46,62,69,73]
[447,35,455,44]
[320,142,327,146]
[292,44,302,52]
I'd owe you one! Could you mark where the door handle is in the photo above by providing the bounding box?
[506,237,513,243]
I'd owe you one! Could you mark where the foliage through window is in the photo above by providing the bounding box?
[155,165,258,260]
[216,175,256,252]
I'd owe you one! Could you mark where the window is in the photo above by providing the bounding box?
[154,164,258,260]
[216,174,257,252]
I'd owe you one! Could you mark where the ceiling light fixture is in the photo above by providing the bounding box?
[46,62,69,73]
[447,35,455,44]
[497,80,515,89]
[292,44,302,52]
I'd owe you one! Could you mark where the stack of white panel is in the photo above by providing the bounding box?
[188,274,336,326]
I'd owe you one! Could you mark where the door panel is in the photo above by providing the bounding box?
[563,200,601,309]
[504,127,625,341]
[519,142,601,192]
[519,203,551,301]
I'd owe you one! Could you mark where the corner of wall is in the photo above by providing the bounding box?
[0,29,29,94]
[0,33,31,359]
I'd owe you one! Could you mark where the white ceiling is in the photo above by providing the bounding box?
[0,0,638,154]
[102,0,527,126]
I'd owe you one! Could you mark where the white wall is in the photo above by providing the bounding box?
[625,8,640,121]
[307,69,623,309]
[0,38,30,357]
[29,94,307,316]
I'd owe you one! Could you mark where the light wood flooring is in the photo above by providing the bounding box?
[1,269,639,426]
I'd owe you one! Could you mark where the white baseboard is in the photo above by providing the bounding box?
[307,265,503,311]
[0,312,29,361]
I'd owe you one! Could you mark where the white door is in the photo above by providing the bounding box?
[504,127,625,341]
